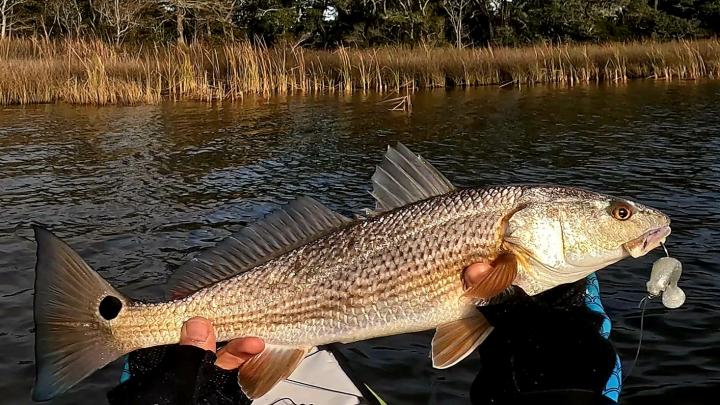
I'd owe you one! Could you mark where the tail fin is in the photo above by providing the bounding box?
[32,226,128,401]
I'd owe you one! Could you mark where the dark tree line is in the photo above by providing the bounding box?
[2,1,719,46]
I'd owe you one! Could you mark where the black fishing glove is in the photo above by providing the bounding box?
[107,345,252,405]
[471,280,617,405]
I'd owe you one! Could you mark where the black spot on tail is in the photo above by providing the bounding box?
[99,296,122,320]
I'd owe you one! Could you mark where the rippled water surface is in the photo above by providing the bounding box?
[1,81,719,404]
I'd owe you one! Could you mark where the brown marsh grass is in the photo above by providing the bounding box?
[1,38,719,105]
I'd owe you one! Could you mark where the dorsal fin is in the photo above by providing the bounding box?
[167,197,351,298]
[371,143,455,213]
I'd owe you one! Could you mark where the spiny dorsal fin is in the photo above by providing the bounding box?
[371,143,455,213]
[167,197,351,298]
[431,314,493,369]
[237,345,311,399]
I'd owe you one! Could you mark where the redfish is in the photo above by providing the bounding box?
[32,144,670,400]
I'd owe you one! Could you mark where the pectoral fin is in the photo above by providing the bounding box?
[237,344,311,399]
[462,253,517,299]
[432,314,493,369]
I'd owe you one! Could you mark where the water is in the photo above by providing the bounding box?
[1,81,718,404]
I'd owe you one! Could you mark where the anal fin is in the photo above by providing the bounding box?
[432,314,493,369]
[462,253,517,299]
[237,344,311,399]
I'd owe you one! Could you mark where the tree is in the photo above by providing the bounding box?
[1,0,26,39]
[43,0,86,38]
[520,0,628,41]
[204,0,237,40]
[0,0,718,46]
[380,0,443,44]
[158,0,234,44]
[92,0,147,44]
[443,0,470,47]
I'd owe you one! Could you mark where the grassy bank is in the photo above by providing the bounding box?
[1,38,719,105]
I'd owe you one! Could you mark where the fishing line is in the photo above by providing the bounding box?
[277,349,366,401]
[285,378,363,398]
[302,349,324,359]
[661,241,670,258]
[268,398,298,405]
[622,294,651,383]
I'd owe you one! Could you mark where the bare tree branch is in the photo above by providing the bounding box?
[1,0,27,39]
[92,0,147,45]
[443,0,470,48]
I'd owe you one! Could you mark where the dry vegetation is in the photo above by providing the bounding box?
[1,38,719,105]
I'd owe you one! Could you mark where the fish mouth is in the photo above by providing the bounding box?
[623,225,671,258]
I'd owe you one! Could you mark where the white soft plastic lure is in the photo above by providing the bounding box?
[624,245,685,382]
[647,247,685,309]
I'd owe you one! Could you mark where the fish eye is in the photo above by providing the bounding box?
[611,203,633,221]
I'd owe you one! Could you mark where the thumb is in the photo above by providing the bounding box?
[179,317,217,352]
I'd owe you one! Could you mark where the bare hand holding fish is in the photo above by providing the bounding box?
[179,317,265,370]
[31,144,671,401]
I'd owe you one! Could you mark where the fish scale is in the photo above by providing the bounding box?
[114,187,522,350]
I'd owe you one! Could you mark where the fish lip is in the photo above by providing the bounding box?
[623,225,672,258]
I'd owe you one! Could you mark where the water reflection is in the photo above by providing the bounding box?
[0,81,718,404]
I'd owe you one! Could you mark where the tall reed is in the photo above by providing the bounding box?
[1,38,719,105]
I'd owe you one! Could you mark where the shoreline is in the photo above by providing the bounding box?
[1,39,719,106]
